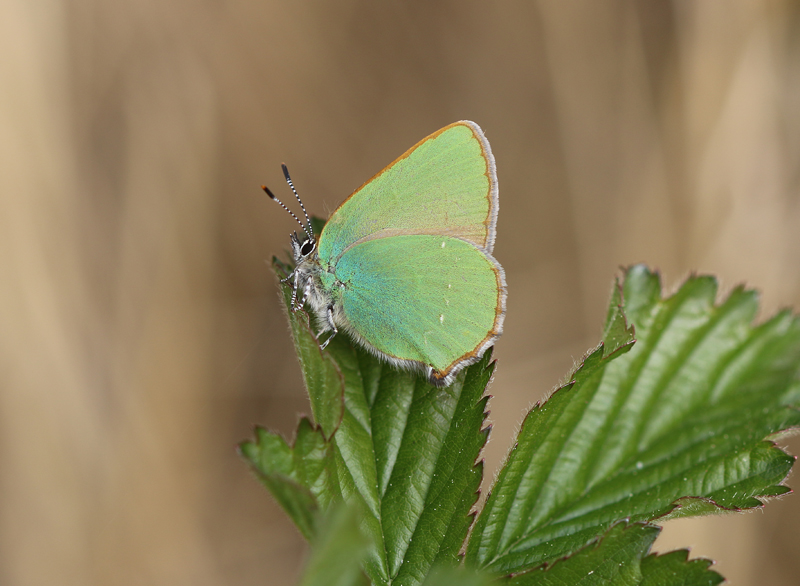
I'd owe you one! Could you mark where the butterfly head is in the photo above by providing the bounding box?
[264,165,328,314]
[290,231,317,264]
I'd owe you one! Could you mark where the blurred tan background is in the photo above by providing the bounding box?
[3,1,800,584]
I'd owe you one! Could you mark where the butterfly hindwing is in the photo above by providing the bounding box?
[332,234,505,380]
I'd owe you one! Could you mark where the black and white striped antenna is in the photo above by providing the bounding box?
[281,164,314,240]
[262,163,314,242]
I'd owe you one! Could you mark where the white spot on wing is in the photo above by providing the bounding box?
[439,314,444,324]
[441,241,446,248]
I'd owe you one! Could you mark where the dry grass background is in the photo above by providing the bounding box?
[2,1,800,584]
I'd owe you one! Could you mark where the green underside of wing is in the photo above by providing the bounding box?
[319,123,495,263]
[333,235,502,372]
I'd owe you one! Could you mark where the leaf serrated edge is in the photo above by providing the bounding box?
[641,548,724,586]
[505,520,658,580]
[652,439,798,522]
[466,338,636,568]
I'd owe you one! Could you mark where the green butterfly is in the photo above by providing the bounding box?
[266,121,506,387]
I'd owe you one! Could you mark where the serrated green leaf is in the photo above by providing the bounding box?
[503,523,725,586]
[299,504,371,586]
[467,265,800,574]
[390,359,493,585]
[504,523,724,586]
[329,349,494,586]
[640,549,723,586]
[506,523,658,586]
[239,419,338,539]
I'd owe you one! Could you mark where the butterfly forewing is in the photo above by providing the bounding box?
[317,121,498,266]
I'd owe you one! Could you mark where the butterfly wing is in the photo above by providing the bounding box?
[333,234,505,385]
[317,121,498,267]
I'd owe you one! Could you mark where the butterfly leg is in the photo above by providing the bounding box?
[299,280,313,309]
[290,272,306,311]
[319,306,338,350]
[279,269,295,284]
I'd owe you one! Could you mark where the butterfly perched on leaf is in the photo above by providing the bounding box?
[266,121,506,387]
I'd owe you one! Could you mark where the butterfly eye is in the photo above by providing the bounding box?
[300,240,316,256]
